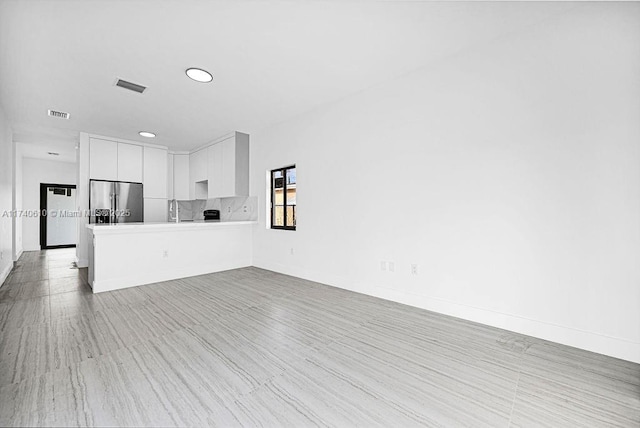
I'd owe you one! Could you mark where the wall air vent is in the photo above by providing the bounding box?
[47,109,70,119]
[115,79,147,94]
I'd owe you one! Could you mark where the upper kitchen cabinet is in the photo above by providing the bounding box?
[207,142,222,198]
[117,143,143,183]
[207,132,249,198]
[190,148,207,183]
[89,136,149,184]
[173,154,190,200]
[89,138,118,181]
[143,146,168,198]
[189,148,207,199]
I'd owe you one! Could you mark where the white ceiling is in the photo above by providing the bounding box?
[17,129,77,164]
[0,0,579,157]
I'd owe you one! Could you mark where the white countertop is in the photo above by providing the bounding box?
[87,220,257,234]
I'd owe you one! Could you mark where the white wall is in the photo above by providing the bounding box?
[76,133,89,267]
[12,142,22,260]
[0,104,13,285]
[251,4,640,363]
[21,158,77,251]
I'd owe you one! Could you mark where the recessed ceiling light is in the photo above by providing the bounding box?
[139,131,156,138]
[48,152,59,156]
[186,68,213,83]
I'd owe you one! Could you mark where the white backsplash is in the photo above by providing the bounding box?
[169,196,257,221]
[218,196,258,221]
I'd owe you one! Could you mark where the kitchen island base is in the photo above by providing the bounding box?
[87,221,255,293]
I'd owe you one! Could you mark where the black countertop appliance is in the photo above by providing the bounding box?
[204,209,220,221]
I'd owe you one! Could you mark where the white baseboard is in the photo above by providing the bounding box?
[253,258,640,364]
[0,262,12,288]
[13,249,23,262]
[75,258,88,268]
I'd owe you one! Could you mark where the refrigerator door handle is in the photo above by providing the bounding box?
[111,191,116,224]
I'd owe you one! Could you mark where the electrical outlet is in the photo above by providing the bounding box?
[389,262,395,272]
[227,206,232,213]
[411,264,418,275]
[163,250,169,258]
[290,247,294,255]
[380,261,387,271]
[243,205,248,213]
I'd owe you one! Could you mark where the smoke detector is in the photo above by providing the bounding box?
[47,109,70,119]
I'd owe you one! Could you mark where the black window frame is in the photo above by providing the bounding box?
[270,165,296,231]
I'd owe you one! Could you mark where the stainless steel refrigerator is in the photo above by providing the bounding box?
[89,180,143,223]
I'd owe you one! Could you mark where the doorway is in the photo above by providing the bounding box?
[40,183,77,249]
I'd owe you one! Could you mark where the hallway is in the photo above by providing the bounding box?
[0,248,88,304]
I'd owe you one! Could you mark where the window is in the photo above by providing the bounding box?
[271,165,296,230]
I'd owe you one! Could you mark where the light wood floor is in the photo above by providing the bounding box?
[0,248,638,427]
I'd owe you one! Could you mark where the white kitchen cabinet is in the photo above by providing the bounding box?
[190,148,207,182]
[173,154,190,200]
[189,148,207,199]
[167,153,174,200]
[90,138,144,183]
[89,138,118,181]
[117,143,143,183]
[221,138,236,197]
[207,142,222,198]
[207,132,249,198]
[143,146,168,198]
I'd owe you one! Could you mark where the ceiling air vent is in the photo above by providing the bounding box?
[115,79,146,94]
[47,109,70,119]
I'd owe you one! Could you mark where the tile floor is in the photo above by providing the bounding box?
[0,248,638,427]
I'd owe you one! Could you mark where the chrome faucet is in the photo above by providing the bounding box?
[169,199,179,223]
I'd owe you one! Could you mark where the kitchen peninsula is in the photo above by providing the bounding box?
[86,220,255,293]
